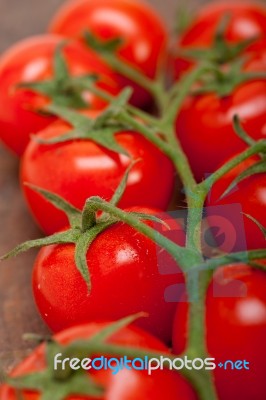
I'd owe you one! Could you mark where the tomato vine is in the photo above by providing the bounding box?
[1,29,266,400]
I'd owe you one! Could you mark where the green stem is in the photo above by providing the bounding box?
[164,63,211,126]
[185,367,218,400]
[82,80,160,126]
[186,271,212,354]
[203,249,266,271]
[103,52,155,93]
[81,206,97,232]
[119,110,170,152]
[185,189,206,255]
[119,109,198,199]
[100,52,168,114]
[166,129,197,193]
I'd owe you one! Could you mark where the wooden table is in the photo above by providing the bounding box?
[0,0,205,376]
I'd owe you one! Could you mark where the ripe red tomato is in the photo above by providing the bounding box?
[173,263,266,400]
[0,322,197,400]
[0,35,119,156]
[32,207,186,343]
[20,121,175,234]
[173,1,266,77]
[175,51,266,182]
[49,0,168,108]
[206,157,266,251]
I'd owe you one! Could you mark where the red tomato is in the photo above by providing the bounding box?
[20,121,175,234]
[176,83,266,182]
[32,207,186,343]
[49,0,168,108]
[173,263,266,400]
[173,1,266,78]
[244,37,266,70]
[206,157,266,251]
[175,48,266,182]
[0,35,119,156]
[0,322,197,400]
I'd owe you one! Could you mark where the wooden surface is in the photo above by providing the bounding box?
[0,0,205,376]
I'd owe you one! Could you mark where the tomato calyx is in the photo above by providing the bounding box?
[0,163,174,291]
[84,31,124,55]
[6,314,151,400]
[180,14,257,66]
[17,43,99,110]
[177,16,266,97]
[193,57,266,97]
[215,116,266,198]
[36,87,135,155]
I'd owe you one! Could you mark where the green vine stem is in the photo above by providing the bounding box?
[84,32,168,114]
[75,49,266,400]
[82,197,219,400]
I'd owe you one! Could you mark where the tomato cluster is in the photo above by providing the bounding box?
[0,1,266,399]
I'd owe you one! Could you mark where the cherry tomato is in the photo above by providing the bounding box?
[0,322,197,400]
[173,1,266,78]
[175,49,266,182]
[244,37,266,70]
[173,263,266,400]
[20,121,175,234]
[32,207,185,343]
[0,35,119,156]
[206,157,266,251]
[49,0,168,108]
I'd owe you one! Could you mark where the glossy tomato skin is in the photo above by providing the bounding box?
[173,263,266,400]
[173,1,266,78]
[206,157,266,251]
[32,207,186,343]
[20,122,175,234]
[49,0,168,107]
[176,75,266,182]
[0,35,119,156]
[0,322,197,400]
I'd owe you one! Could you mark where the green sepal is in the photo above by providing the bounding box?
[129,212,170,230]
[7,369,104,400]
[33,129,86,145]
[24,183,81,229]
[53,42,70,82]
[182,36,255,65]
[233,115,255,146]
[247,260,266,271]
[180,13,257,66]
[0,231,77,262]
[43,103,129,155]
[63,314,148,360]
[23,333,52,344]
[5,314,147,399]
[89,313,147,343]
[74,222,112,291]
[17,43,99,110]
[84,31,123,54]
[221,160,266,199]
[174,2,193,35]
[243,213,266,239]
[46,103,93,128]
[110,159,140,206]
[6,335,104,399]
